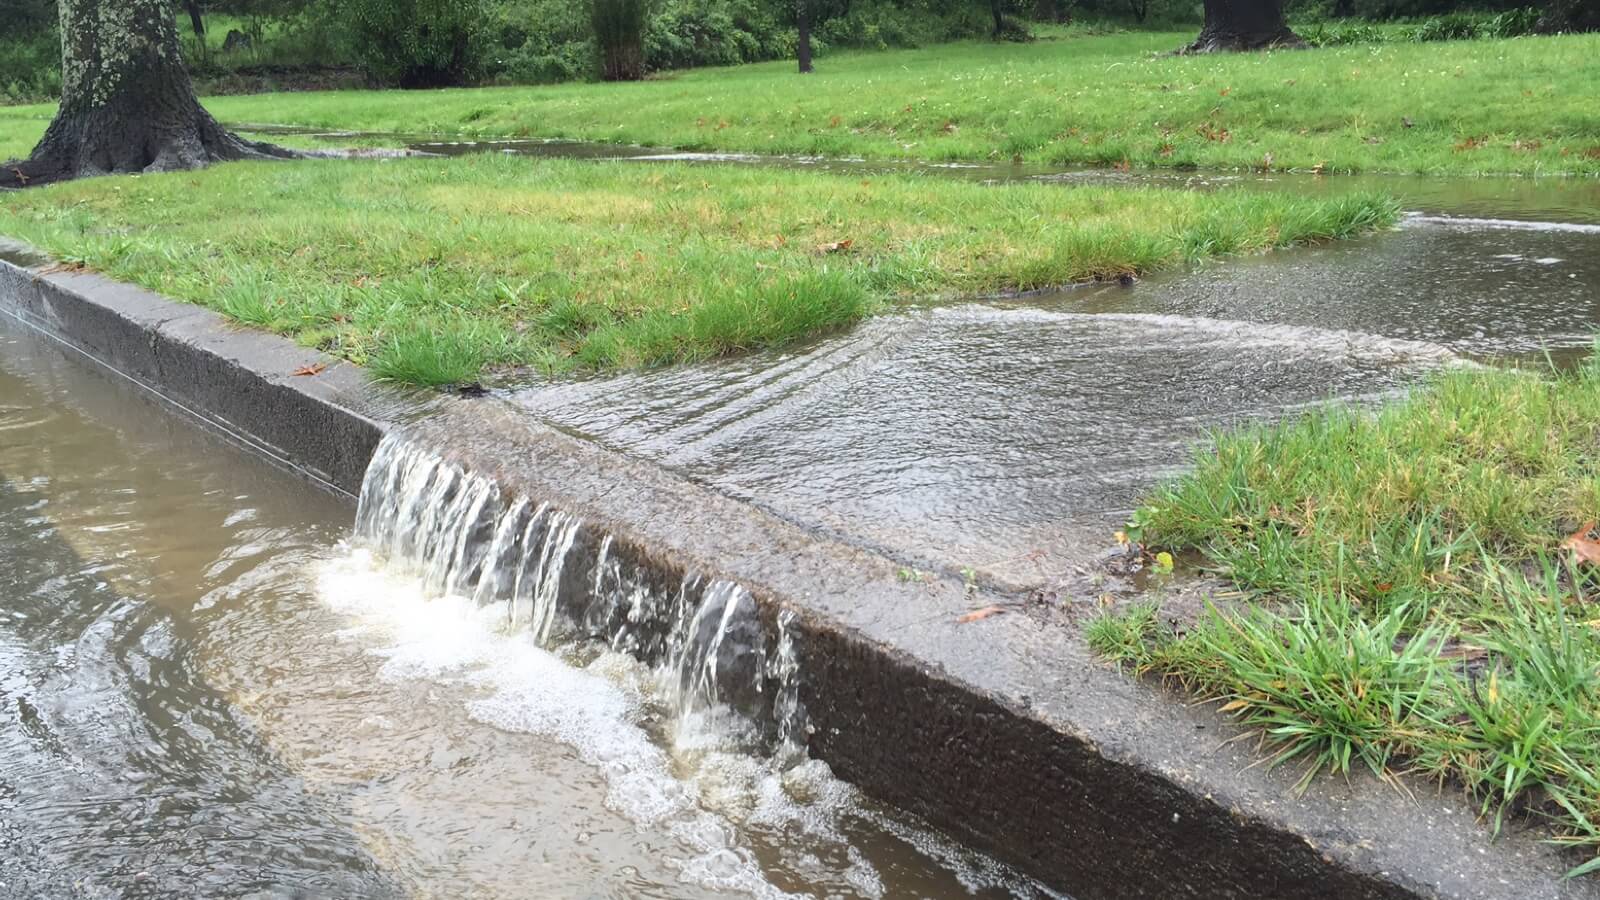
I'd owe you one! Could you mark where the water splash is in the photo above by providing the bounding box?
[353,433,802,748]
[337,433,1057,898]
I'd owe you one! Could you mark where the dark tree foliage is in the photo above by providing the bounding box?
[346,0,486,87]
[1537,0,1600,32]
[2,0,294,188]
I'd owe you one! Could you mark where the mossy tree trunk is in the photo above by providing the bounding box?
[1,0,294,189]
[1184,0,1303,52]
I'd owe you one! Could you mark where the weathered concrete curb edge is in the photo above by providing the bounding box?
[2,250,1590,900]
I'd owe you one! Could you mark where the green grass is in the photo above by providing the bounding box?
[0,153,1395,384]
[1092,357,1600,875]
[7,28,1598,175]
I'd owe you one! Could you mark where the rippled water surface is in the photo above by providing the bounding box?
[0,316,1057,898]
[508,195,1600,586]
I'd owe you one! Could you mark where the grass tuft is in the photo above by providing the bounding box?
[1097,353,1600,874]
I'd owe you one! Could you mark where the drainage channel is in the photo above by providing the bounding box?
[0,305,1060,897]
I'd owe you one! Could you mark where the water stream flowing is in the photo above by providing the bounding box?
[0,306,1059,897]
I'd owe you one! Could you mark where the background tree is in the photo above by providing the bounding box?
[1185,0,1303,51]
[592,0,650,80]
[1,0,293,188]
[787,0,848,73]
[796,0,815,72]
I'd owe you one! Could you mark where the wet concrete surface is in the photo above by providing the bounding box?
[509,212,1600,589]
[513,307,1448,588]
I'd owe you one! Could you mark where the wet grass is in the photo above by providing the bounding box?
[6,27,1597,176]
[1090,356,1600,875]
[0,153,1395,384]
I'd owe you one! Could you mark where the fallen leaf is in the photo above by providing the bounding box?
[1562,521,1600,566]
[957,605,1006,624]
[291,362,327,377]
[816,238,854,254]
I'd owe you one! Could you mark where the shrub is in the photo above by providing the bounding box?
[1412,12,1482,40]
[0,30,61,105]
[1482,6,1541,36]
[645,0,778,69]
[344,0,489,87]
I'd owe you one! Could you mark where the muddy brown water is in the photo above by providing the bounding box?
[0,315,1060,897]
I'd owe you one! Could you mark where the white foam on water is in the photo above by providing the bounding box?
[1403,213,1600,234]
[315,546,803,897]
[313,545,1060,898]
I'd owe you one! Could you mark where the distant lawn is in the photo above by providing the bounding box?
[0,154,1393,384]
[6,28,1597,176]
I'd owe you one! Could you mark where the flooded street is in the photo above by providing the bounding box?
[0,314,1054,897]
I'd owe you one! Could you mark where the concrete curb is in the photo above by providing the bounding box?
[3,248,1593,900]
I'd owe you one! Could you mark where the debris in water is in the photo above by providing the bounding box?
[957,605,1006,623]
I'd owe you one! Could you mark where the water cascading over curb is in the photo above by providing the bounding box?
[352,432,807,752]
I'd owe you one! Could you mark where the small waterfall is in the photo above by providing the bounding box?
[353,433,805,750]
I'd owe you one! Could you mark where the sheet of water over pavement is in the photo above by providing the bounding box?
[511,208,1600,590]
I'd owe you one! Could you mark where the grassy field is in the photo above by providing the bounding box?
[6,28,1598,176]
[0,154,1393,384]
[1091,359,1600,875]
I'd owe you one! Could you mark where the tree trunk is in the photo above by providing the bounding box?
[1,0,294,189]
[1537,0,1600,33]
[796,0,813,73]
[991,0,1006,37]
[1184,0,1304,52]
[186,0,206,40]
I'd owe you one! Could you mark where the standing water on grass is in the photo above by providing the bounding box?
[0,313,1058,897]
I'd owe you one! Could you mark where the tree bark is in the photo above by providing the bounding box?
[1537,0,1600,33]
[1,0,295,189]
[1184,0,1304,53]
[991,0,1006,37]
[796,0,814,73]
